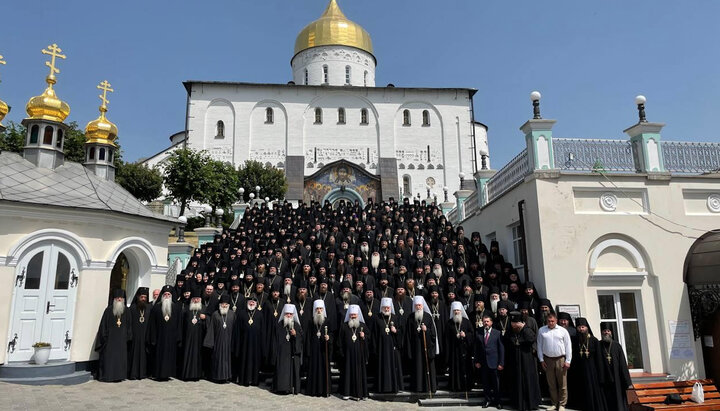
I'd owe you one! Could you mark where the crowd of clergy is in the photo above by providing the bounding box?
[95,198,633,411]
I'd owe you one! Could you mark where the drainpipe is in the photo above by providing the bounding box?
[518,200,530,283]
[469,91,478,174]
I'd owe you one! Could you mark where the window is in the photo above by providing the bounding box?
[216,120,225,138]
[323,65,329,84]
[345,65,351,85]
[30,125,39,144]
[43,126,54,144]
[403,109,411,126]
[422,110,430,126]
[89,147,96,160]
[99,148,106,161]
[266,107,274,124]
[360,108,368,125]
[304,69,309,85]
[338,108,346,124]
[598,292,646,370]
[511,224,523,267]
[314,108,323,124]
[56,129,63,148]
[402,175,411,197]
[54,252,70,290]
[108,148,114,163]
[364,71,368,87]
[25,251,44,290]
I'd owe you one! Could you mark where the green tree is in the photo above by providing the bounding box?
[198,159,240,212]
[115,162,163,202]
[0,121,25,153]
[236,160,288,202]
[163,148,211,216]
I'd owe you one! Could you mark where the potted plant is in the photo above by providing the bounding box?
[32,342,51,365]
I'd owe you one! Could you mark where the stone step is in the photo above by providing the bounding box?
[0,370,92,386]
[371,389,484,403]
[418,397,487,407]
[0,361,77,379]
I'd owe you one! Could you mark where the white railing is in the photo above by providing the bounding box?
[553,138,636,172]
[485,149,530,202]
[464,190,479,217]
[447,207,458,224]
[663,141,720,174]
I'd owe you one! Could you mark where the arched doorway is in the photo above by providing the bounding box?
[109,252,130,302]
[323,187,365,209]
[107,241,155,303]
[685,231,720,382]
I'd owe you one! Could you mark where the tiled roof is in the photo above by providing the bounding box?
[0,151,176,224]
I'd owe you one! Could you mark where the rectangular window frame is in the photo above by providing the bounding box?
[597,290,648,373]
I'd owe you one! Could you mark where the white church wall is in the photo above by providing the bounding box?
[0,265,14,363]
[249,100,288,168]
[291,46,376,87]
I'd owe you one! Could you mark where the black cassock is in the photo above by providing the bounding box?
[371,313,404,393]
[572,335,609,411]
[204,310,235,381]
[179,308,204,380]
[273,321,303,394]
[265,299,285,368]
[600,340,632,411]
[337,322,370,398]
[95,306,132,382]
[127,304,148,380]
[428,300,449,373]
[304,318,333,397]
[233,308,267,386]
[405,312,438,393]
[504,326,541,411]
[444,317,473,392]
[146,302,182,379]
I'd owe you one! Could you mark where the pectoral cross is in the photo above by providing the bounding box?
[97,80,113,110]
[41,44,66,82]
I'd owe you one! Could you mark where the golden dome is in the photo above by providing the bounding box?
[26,44,70,123]
[85,80,118,146]
[0,99,8,127]
[294,0,374,58]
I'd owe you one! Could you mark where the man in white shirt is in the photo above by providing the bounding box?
[536,312,572,411]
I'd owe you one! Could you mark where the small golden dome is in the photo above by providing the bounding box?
[26,83,71,123]
[85,80,117,146]
[294,0,374,58]
[0,99,8,126]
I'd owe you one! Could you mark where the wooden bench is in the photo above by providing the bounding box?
[628,379,720,410]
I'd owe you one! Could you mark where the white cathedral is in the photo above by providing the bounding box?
[145,0,489,206]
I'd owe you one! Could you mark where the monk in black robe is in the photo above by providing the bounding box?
[372,298,404,393]
[405,296,438,393]
[505,311,541,411]
[147,285,182,380]
[600,325,632,411]
[127,287,149,380]
[204,293,235,382]
[337,304,370,400]
[445,301,473,392]
[572,317,608,411]
[273,304,303,394]
[426,287,448,375]
[304,300,333,397]
[179,287,204,380]
[95,289,132,382]
[233,297,266,386]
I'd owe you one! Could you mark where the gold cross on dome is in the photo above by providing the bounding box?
[0,55,5,84]
[97,80,114,109]
[41,44,66,78]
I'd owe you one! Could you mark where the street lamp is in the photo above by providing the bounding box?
[177,215,187,242]
[203,204,212,227]
[635,95,647,123]
[255,185,261,199]
[239,187,245,202]
[215,208,224,228]
[459,172,465,188]
[443,186,449,202]
[426,186,431,198]
[530,90,542,119]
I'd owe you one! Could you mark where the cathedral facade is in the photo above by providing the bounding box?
[179,0,489,205]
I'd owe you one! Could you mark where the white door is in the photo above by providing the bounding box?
[8,244,78,362]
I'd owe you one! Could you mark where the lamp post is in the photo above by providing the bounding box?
[635,95,647,123]
[426,186,431,199]
[177,216,187,242]
[459,172,465,189]
[239,187,245,202]
[215,208,224,228]
[443,186,449,203]
[255,185,261,199]
[530,90,542,119]
[249,193,255,204]
[203,204,212,227]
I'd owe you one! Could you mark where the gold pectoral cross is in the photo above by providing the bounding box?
[116,317,122,327]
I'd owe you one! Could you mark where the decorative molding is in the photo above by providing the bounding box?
[106,237,159,267]
[5,229,92,267]
[600,192,619,212]
[588,238,647,278]
[708,194,720,213]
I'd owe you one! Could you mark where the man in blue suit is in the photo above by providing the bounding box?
[474,314,505,409]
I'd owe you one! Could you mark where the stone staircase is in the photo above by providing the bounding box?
[0,361,92,385]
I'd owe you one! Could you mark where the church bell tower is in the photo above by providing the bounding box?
[84,80,119,181]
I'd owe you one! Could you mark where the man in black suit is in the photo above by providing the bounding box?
[474,314,505,409]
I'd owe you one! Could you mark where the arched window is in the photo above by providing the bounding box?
[266,107,274,124]
[108,148,114,163]
[30,125,39,144]
[216,120,225,138]
[364,71,368,87]
[304,69,309,85]
[43,126,54,144]
[56,129,64,148]
[403,110,411,126]
[89,147,96,160]
[360,108,368,125]
[99,148,106,161]
[338,108,346,124]
[403,175,411,197]
[323,65,329,84]
[315,108,323,124]
[422,110,430,126]
[345,65,351,85]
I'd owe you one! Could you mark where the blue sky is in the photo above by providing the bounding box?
[1,0,718,167]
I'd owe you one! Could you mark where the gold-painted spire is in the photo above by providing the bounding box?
[294,0,374,58]
[26,44,70,122]
[0,54,8,127]
[85,80,118,146]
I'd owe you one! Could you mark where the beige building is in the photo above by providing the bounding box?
[447,93,720,382]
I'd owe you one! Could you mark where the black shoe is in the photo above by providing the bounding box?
[496,403,503,409]
[482,402,490,408]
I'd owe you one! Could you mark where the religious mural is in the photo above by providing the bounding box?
[303,160,380,205]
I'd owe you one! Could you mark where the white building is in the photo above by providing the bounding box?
[149,0,489,206]
[447,93,720,383]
